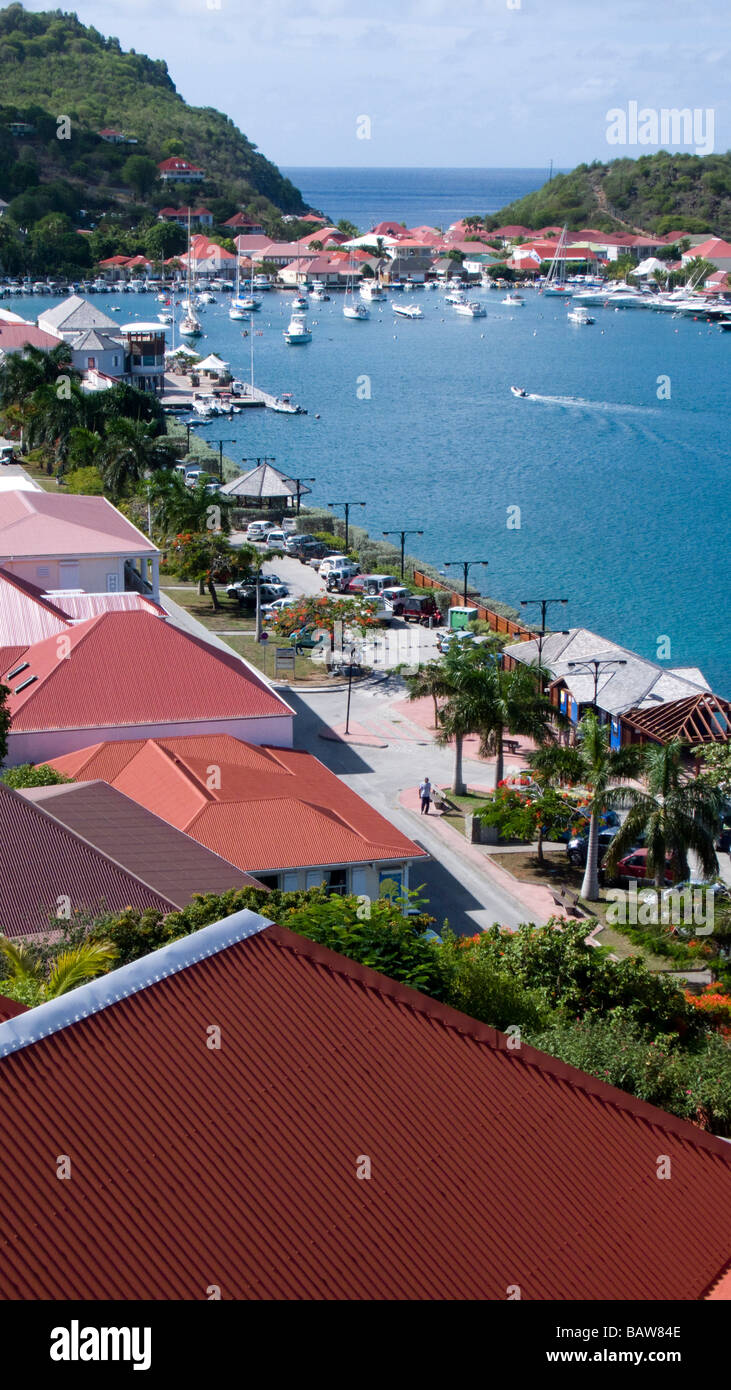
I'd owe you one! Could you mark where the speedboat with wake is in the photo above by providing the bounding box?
[510,386,528,398]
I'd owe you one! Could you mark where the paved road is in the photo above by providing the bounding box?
[287,677,535,934]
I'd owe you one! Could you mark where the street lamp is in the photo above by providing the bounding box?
[344,644,359,735]
[520,597,568,669]
[444,559,489,606]
[383,528,424,580]
[290,475,315,515]
[567,657,628,709]
[328,500,365,550]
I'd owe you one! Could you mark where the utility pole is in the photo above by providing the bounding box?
[444,559,489,607]
[290,476,315,515]
[215,439,236,481]
[519,597,568,670]
[328,500,365,550]
[383,528,424,581]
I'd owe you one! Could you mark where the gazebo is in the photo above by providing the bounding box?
[220,463,312,512]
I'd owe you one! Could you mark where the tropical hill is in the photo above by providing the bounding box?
[483,153,731,239]
[0,4,305,218]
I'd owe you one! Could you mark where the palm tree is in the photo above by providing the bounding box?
[475,660,560,788]
[100,419,178,499]
[604,739,721,889]
[0,935,118,1002]
[24,380,86,470]
[566,713,646,900]
[527,741,588,866]
[406,659,452,729]
[145,471,234,539]
[0,343,79,455]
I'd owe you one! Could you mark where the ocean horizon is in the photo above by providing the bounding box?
[281,166,562,233]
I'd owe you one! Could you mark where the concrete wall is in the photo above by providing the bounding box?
[259,861,411,898]
[6,714,294,765]
[1,556,127,593]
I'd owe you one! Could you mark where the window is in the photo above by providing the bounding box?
[282,873,298,893]
[106,573,119,592]
[379,869,404,900]
[327,869,347,896]
[87,356,95,369]
[255,873,279,891]
[305,870,324,890]
[350,868,368,897]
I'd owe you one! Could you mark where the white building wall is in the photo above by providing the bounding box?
[1,556,127,593]
[6,714,294,765]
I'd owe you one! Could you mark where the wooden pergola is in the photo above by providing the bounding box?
[621,692,731,746]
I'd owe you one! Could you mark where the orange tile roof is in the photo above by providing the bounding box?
[1,913,729,1299]
[46,733,425,873]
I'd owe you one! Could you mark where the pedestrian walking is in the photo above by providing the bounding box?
[419,776,432,815]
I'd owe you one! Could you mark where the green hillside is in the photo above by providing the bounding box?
[0,3,304,212]
[484,153,731,239]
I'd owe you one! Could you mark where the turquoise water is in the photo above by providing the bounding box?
[10,288,730,695]
[281,166,557,232]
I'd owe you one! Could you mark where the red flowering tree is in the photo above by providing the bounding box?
[168,532,252,610]
[272,593,385,643]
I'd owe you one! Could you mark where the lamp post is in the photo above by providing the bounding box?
[344,643,358,735]
[290,476,315,515]
[383,528,424,580]
[519,597,568,670]
[444,559,489,606]
[328,500,365,551]
[566,657,628,711]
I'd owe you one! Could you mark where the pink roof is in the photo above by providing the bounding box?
[370,221,407,237]
[687,237,731,261]
[233,234,272,252]
[97,255,131,267]
[0,325,60,352]
[1,611,293,734]
[0,566,69,647]
[491,225,532,236]
[0,491,157,560]
[47,734,426,874]
[56,592,166,620]
[182,235,235,263]
[223,213,262,228]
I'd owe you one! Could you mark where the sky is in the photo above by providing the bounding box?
[25,0,731,167]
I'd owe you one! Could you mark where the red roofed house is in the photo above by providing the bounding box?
[0,611,294,764]
[0,323,62,357]
[157,156,204,184]
[278,254,354,287]
[46,732,425,899]
[0,490,160,602]
[1,906,729,1299]
[223,213,264,233]
[157,207,213,229]
[682,237,731,272]
[180,235,236,278]
[0,563,167,650]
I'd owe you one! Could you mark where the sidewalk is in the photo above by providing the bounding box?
[399,784,568,924]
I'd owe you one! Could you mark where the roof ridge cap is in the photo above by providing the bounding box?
[0,909,273,1057]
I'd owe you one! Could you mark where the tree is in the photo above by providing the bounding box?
[528,741,590,865]
[100,418,178,499]
[0,762,70,789]
[406,659,452,730]
[337,219,358,238]
[122,154,157,198]
[24,379,86,469]
[145,471,234,539]
[559,713,646,901]
[144,221,186,261]
[168,531,243,609]
[0,935,118,1005]
[605,740,721,889]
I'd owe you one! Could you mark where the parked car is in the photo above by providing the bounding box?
[380,586,412,613]
[281,518,298,535]
[284,533,318,554]
[612,848,675,886]
[262,597,297,621]
[347,574,369,592]
[288,626,329,655]
[401,594,442,625]
[264,529,287,550]
[567,826,619,869]
[233,582,289,607]
[319,556,360,580]
[245,522,269,542]
[362,574,400,596]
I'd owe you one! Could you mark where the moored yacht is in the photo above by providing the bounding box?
[284,313,312,344]
[455,300,486,317]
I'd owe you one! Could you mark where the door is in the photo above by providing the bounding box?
[58,560,80,589]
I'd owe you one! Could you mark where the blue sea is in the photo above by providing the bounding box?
[282,166,557,233]
[11,263,730,697]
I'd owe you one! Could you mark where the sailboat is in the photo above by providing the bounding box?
[179,213,203,337]
[230,254,260,318]
[541,226,573,298]
[343,255,369,319]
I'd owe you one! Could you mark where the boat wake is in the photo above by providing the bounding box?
[527,393,656,415]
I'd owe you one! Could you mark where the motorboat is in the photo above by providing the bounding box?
[197,291,216,304]
[502,293,524,306]
[291,294,309,312]
[455,301,486,317]
[444,288,467,305]
[510,386,528,398]
[253,274,273,291]
[157,310,173,324]
[392,302,423,318]
[268,393,307,414]
[569,305,600,323]
[283,314,312,344]
[360,281,387,301]
[192,395,218,417]
[343,300,369,319]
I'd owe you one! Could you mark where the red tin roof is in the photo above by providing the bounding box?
[0,913,729,1299]
[0,611,292,733]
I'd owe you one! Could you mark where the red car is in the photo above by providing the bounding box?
[347,574,369,593]
[613,849,675,886]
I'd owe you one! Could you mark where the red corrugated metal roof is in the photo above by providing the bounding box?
[0,994,28,1022]
[0,781,176,936]
[46,733,425,872]
[0,916,729,1300]
[0,490,157,559]
[0,612,292,732]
